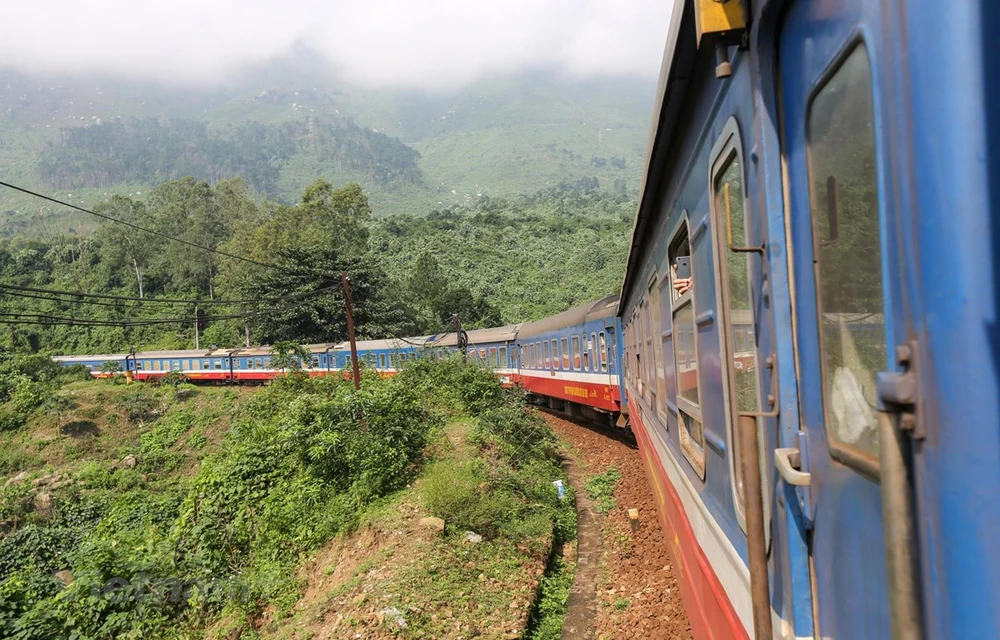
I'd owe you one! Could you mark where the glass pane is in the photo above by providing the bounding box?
[650,281,667,413]
[674,300,699,406]
[808,45,884,457]
[714,152,762,504]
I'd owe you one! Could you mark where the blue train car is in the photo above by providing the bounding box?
[513,296,623,417]
[51,353,131,377]
[619,0,1000,638]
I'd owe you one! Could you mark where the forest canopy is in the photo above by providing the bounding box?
[0,177,632,355]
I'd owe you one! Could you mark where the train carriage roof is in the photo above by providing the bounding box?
[134,348,240,358]
[517,295,618,339]
[619,0,691,311]
[51,353,129,362]
[428,325,522,348]
[349,337,427,351]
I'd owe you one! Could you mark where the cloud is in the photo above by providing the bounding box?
[0,0,671,88]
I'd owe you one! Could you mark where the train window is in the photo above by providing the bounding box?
[808,43,884,462]
[255,358,262,368]
[711,122,764,512]
[670,220,705,478]
[499,346,508,367]
[246,359,253,370]
[489,347,497,367]
[542,341,549,368]
[583,337,591,371]
[153,360,161,371]
[571,336,580,370]
[590,332,598,373]
[214,359,222,370]
[378,354,387,368]
[649,279,667,420]
[181,360,189,371]
[312,356,320,368]
[560,338,569,369]
[536,342,543,368]
[172,360,180,371]
[597,331,608,373]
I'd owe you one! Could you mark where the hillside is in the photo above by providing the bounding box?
[0,54,654,229]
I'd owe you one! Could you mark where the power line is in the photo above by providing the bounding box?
[0,285,338,328]
[0,179,300,275]
[0,282,332,306]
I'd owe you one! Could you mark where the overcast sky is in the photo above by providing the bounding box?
[0,0,672,89]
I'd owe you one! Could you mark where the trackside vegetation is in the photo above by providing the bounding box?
[0,357,577,639]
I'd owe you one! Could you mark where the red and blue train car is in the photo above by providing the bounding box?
[616,0,1000,638]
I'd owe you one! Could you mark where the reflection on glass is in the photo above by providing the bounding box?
[714,152,762,506]
[809,45,885,458]
[674,300,699,406]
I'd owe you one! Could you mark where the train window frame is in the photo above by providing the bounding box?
[489,347,497,367]
[599,331,608,373]
[649,276,668,422]
[670,216,706,479]
[571,336,581,370]
[550,339,558,369]
[499,346,508,368]
[805,39,885,479]
[709,117,769,530]
[560,337,569,369]
[536,342,543,368]
[378,354,387,369]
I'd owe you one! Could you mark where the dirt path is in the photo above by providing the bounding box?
[543,412,693,640]
[560,455,601,639]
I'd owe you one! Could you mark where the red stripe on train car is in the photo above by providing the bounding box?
[517,372,619,412]
[628,395,749,640]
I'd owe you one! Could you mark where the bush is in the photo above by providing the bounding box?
[115,387,162,423]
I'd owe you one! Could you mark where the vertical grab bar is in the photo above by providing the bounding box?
[738,414,774,640]
[878,410,924,640]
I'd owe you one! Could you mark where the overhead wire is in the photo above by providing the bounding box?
[0,285,339,328]
[0,282,333,306]
[0,179,304,275]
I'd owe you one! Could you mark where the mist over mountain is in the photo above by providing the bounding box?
[0,50,656,229]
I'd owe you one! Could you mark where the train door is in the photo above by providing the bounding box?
[780,1,904,638]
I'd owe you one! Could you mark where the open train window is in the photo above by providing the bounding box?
[571,336,580,370]
[214,359,222,370]
[583,335,591,371]
[560,338,569,369]
[549,340,557,369]
[598,331,608,373]
[649,277,668,421]
[670,218,705,479]
[378,354,387,368]
[711,117,764,521]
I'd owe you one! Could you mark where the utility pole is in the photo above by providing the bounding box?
[194,304,200,350]
[341,272,362,391]
[452,313,467,364]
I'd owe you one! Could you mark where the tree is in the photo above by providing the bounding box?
[94,195,156,298]
[271,341,310,372]
[44,393,77,437]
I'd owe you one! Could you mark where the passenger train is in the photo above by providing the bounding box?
[48,0,1000,638]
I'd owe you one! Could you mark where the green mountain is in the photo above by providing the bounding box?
[0,53,655,230]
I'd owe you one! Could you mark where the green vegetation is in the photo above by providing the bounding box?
[584,467,622,514]
[0,175,630,355]
[0,357,578,638]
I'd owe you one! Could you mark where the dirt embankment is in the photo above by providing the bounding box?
[543,413,692,640]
